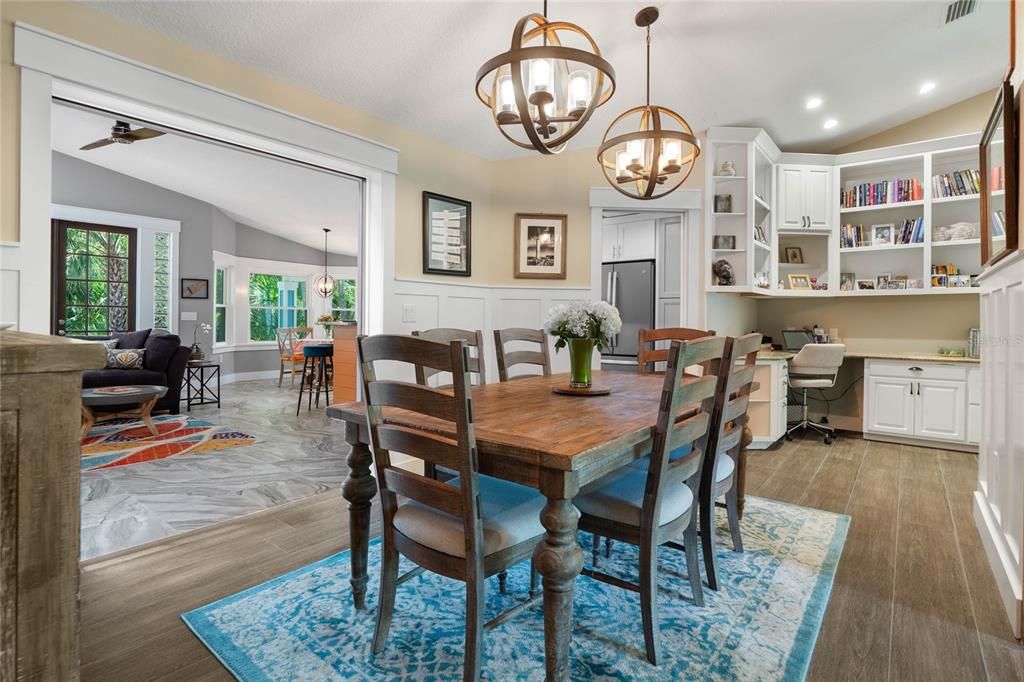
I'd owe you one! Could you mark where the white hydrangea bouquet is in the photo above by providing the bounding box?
[543,301,622,388]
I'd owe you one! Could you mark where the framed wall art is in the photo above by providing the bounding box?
[514,213,567,279]
[180,278,209,299]
[423,191,471,276]
[980,80,1019,267]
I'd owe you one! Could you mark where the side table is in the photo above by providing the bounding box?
[183,361,221,410]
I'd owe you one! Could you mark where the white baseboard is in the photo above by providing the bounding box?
[220,369,280,385]
[863,431,978,453]
[974,490,1022,638]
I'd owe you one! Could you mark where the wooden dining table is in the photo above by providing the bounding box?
[327,370,753,681]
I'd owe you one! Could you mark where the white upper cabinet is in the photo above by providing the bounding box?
[604,218,656,262]
[777,164,833,230]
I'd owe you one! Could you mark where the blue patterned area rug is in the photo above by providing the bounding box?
[183,496,848,681]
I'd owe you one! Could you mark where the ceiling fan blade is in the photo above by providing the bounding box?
[126,128,165,141]
[80,138,114,151]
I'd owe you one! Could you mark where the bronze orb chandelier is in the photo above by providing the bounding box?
[475,1,616,155]
[597,7,700,200]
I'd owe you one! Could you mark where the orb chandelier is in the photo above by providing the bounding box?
[475,0,616,155]
[597,7,700,200]
[314,228,335,298]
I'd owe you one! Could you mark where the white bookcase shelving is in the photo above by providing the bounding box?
[704,128,987,298]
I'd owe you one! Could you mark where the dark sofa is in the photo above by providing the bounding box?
[77,329,189,414]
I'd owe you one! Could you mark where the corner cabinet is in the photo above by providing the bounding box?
[863,359,977,451]
[745,355,789,449]
[777,164,833,230]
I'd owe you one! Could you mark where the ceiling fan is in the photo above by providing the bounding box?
[79,120,165,151]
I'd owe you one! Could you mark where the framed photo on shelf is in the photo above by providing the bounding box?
[856,279,876,291]
[980,80,1018,267]
[840,272,856,291]
[876,272,892,289]
[787,274,811,290]
[712,235,736,250]
[871,223,894,246]
[514,213,567,279]
[784,246,803,264]
[714,194,733,214]
[423,191,471,277]
[180,278,209,299]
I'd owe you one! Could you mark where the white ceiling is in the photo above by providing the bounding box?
[51,104,362,255]
[84,0,1009,159]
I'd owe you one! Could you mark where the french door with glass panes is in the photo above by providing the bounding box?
[51,220,137,336]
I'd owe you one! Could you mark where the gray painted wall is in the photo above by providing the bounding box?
[52,152,358,379]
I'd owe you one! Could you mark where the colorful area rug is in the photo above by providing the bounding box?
[81,415,255,471]
[183,496,848,681]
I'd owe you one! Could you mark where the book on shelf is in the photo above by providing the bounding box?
[753,221,768,244]
[931,168,981,198]
[840,217,923,248]
[992,209,1006,238]
[841,177,922,208]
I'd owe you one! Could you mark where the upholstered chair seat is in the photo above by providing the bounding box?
[576,469,695,528]
[629,445,735,483]
[393,475,546,558]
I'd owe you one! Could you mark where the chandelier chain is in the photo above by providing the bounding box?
[645,25,651,107]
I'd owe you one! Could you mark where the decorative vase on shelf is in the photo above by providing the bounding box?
[567,338,595,388]
[718,160,736,177]
[190,343,204,361]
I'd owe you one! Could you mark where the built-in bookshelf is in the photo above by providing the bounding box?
[704,128,989,298]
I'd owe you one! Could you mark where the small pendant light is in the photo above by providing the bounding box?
[314,228,335,298]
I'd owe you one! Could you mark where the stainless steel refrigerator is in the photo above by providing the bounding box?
[601,260,655,357]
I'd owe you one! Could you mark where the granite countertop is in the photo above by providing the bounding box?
[756,349,979,364]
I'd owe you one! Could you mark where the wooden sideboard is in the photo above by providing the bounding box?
[331,323,358,403]
[0,331,105,680]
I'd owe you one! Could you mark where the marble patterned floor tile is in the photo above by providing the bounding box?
[80,379,351,559]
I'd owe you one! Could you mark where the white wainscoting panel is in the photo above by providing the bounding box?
[974,251,1024,637]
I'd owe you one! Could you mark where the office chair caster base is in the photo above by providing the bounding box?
[824,434,834,445]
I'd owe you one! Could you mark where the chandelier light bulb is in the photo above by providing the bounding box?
[627,138,645,164]
[568,70,591,111]
[662,139,681,169]
[530,58,553,95]
[615,150,630,180]
[498,75,515,113]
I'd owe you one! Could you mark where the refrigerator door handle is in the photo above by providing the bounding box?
[605,271,613,301]
[611,271,620,347]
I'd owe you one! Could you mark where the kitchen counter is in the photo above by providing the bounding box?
[756,349,979,364]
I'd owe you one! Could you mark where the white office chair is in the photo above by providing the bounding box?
[786,343,846,444]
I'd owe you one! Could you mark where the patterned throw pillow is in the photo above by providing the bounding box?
[101,339,118,351]
[105,348,146,369]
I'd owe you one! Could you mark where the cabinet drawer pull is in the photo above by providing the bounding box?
[908,366,923,372]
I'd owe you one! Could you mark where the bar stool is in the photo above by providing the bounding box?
[296,343,333,415]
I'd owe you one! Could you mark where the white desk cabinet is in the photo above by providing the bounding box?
[864,359,977,451]
[746,356,788,449]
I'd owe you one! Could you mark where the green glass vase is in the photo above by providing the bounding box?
[568,338,595,388]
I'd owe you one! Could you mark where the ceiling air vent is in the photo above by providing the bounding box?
[944,0,978,24]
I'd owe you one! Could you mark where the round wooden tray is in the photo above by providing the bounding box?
[551,385,611,397]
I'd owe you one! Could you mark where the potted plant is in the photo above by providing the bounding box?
[543,301,622,388]
[191,322,212,361]
[317,313,336,339]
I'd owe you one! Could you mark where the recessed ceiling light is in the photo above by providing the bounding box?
[823,118,838,130]
[806,96,823,110]
[919,81,936,94]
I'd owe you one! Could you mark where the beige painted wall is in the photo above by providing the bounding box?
[834,90,996,154]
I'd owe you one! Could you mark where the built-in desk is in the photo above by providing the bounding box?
[749,348,980,451]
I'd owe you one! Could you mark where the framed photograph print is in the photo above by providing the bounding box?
[515,213,567,279]
[784,246,803,264]
[787,274,811,290]
[712,235,736,250]
[423,191,471,276]
[840,272,856,291]
[856,279,876,291]
[871,223,894,247]
[980,80,1018,267]
[180,278,209,299]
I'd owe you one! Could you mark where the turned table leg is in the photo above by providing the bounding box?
[533,474,583,682]
[737,424,753,520]
[341,420,377,610]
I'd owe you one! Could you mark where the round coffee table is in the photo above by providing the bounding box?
[80,385,169,439]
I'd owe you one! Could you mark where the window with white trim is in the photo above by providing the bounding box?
[248,273,308,341]
[214,266,229,344]
[152,232,172,330]
[330,278,357,322]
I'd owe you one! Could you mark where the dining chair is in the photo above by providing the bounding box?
[412,328,487,386]
[637,326,716,375]
[697,332,761,591]
[493,327,551,382]
[575,335,726,665]
[275,326,312,387]
[358,334,544,682]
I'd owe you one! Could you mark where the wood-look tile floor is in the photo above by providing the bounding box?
[79,432,1024,681]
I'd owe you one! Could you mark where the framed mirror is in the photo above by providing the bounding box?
[980,80,1018,267]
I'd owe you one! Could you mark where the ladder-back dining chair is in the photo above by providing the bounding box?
[493,328,551,382]
[637,327,716,375]
[698,332,761,591]
[358,334,544,681]
[412,328,487,386]
[276,326,312,387]
[574,335,727,665]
